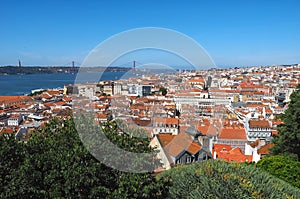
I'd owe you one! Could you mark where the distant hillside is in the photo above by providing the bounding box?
[0,66,76,75]
[0,66,130,75]
[157,160,300,199]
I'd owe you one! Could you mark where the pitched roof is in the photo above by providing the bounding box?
[62,97,72,102]
[197,124,218,136]
[157,129,202,160]
[46,90,61,96]
[95,113,107,119]
[54,101,67,106]
[155,118,179,125]
[249,139,260,148]
[187,142,202,154]
[0,127,14,134]
[132,118,152,126]
[0,96,32,105]
[257,143,274,155]
[39,93,52,99]
[272,119,284,126]
[214,145,252,163]
[9,114,21,119]
[213,144,232,152]
[246,103,267,108]
[188,78,205,83]
[219,127,247,140]
[156,134,176,147]
[249,119,270,128]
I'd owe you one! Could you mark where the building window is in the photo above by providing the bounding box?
[176,159,181,164]
[186,156,191,163]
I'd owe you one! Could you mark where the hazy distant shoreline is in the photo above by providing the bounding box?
[1,64,299,75]
[0,66,131,75]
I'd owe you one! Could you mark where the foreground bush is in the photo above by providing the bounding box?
[256,155,300,188]
[158,160,300,199]
[0,118,168,198]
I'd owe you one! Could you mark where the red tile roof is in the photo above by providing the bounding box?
[197,124,218,136]
[95,113,107,119]
[39,93,52,99]
[54,101,66,106]
[62,97,72,102]
[46,90,61,96]
[187,142,202,154]
[246,104,267,108]
[0,96,32,105]
[219,127,247,140]
[0,127,14,134]
[188,78,205,83]
[155,118,179,125]
[250,139,260,148]
[257,143,274,155]
[272,119,284,126]
[213,144,232,152]
[215,145,252,163]
[157,130,202,159]
[249,119,270,128]
[157,134,175,147]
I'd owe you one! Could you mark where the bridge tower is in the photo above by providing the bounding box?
[72,61,75,74]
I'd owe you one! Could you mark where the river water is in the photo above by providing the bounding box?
[0,71,127,95]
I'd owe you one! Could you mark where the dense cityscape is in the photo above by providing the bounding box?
[1,64,299,170]
[1,0,300,198]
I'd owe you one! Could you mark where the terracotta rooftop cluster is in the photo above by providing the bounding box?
[1,64,298,169]
[0,89,72,139]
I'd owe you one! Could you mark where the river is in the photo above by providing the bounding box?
[0,71,127,95]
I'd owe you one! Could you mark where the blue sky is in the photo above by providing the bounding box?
[0,0,299,67]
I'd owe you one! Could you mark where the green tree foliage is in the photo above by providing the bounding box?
[271,85,300,159]
[27,89,45,96]
[159,87,167,96]
[0,134,26,195]
[0,118,168,198]
[158,160,300,199]
[256,155,300,188]
[74,115,159,172]
[2,118,300,198]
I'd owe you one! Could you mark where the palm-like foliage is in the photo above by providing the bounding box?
[158,160,300,199]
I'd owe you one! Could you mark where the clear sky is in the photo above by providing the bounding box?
[1,0,299,67]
